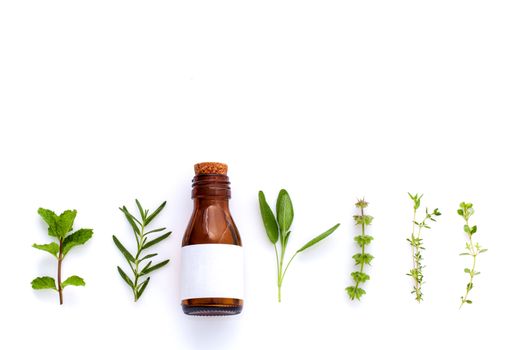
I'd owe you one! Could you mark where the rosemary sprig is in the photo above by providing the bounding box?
[258,189,340,302]
[458,202,487,308]
[407,193,441,302]
[113,200,171,302]
[346,198,374,301]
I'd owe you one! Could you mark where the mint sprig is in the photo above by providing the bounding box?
[346,198,374,301]
[113,200,171,302]
[32,208,93,305]
[258,189,340,302]
[458,202,487,308]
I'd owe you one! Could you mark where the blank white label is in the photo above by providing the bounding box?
[180,244,244,300]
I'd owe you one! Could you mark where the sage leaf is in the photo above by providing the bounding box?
[297,223,340,253]
[258,191,278,244]
[276,189,294,235]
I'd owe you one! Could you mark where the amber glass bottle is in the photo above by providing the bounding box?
[180,162,244,316]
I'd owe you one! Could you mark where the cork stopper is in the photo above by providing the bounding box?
[194,162,228,175]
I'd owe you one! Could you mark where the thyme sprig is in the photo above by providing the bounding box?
[458,202,487,308]
[407,193,441,302]
[346,198,374,301]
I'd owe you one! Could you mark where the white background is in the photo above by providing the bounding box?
[1,1,524,349]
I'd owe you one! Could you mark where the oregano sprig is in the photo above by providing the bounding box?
[458,202,487,308]
[346,198,374,301]
[407,193,441,302]
[113,200,171,302]
[258,189,340,302]
[32,208,93,305]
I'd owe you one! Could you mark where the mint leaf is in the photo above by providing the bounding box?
[62,228,93,256]
[31,276,57,290]
[32,242,59,257]
[37,208,59,237]
[56,210,77,238]
[61,275,85,288]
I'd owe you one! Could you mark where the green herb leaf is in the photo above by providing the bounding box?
[276,189,294,235]
[37,208,59,237]
[297,223,340,253]
[119,206,141,236]
[31,276,57,290]
[32,242,59,257]
[141,259,169,276]
[354,235,374,247]
[137,277,150,299]
[57,210,77,238]
[135,199,146,221]
[62,228,93,256]
[61,275,85,288]
[143,232,171,250]
[258,191,279,244]
[144,201,167,226]
[117,266,134,289]
[113,235,135,263]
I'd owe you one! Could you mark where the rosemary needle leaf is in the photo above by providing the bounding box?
[117,266,134,288]
[141,259,170,276]
[137,277,150,299]
[144,201,167,226]
[143,232,171,249]
[119,206,141,235]
[112,235,135,263]
[135,199,146,221]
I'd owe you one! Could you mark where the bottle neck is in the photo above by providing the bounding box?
[191,174,231,201]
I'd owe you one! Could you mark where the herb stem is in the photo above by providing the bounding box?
[57,239,63,305]
[354,207,366,293]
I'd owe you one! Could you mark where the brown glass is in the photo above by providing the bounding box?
[181,174,243,316]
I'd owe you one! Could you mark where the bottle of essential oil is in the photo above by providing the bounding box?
[180,162,244,316]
